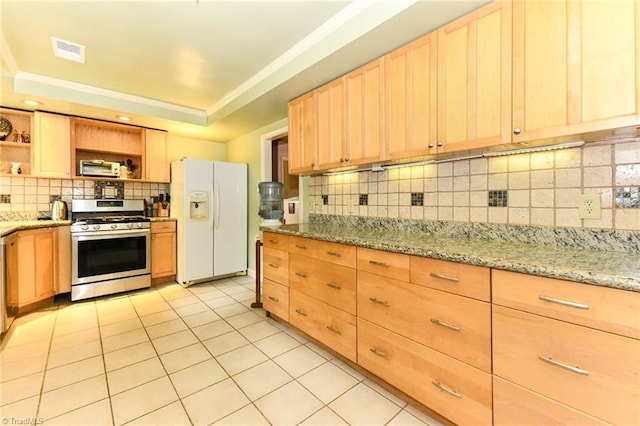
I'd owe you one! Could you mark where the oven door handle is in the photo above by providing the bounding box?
[73,229,150,239]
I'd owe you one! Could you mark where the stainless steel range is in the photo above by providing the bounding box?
[71,199,151,301]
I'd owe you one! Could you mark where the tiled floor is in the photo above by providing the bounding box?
[0,276,444,426]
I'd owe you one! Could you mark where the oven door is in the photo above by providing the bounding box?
[72,229,150,285]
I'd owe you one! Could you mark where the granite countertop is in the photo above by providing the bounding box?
[263,223,640,293]
[0,217,175,238]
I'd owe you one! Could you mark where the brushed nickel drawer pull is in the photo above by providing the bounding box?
[369,297,390,307]
[326,325,342,335]
[538,356,590,376]
[268,296,279,302]
[326,282,342,290]
[295,309,308,317]
[538,295,589,310]
[429,272,459,283]
[268,263,279,269]
[369,260,389,267]
[430,318,460,331]
[268,239,279,244]
[432,381,461,398]
[326,251,341,257]
[295,244,307,249]
[295,272,307,278]
[370,348,391,360]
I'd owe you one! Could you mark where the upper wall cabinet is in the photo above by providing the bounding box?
[316,77,347,170]
[512,0,640,142]
[145,129,169,183]
[385,33,438,160]
[436,0,512,154]
[33,112,71,178]
[288,92,317,174]
[345,58,384,166]
[0,108,33,175]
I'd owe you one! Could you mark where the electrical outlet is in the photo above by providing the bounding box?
[578,194,601,219]
[347,198,354,213]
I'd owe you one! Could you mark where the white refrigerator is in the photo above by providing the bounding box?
[171,159,248,286]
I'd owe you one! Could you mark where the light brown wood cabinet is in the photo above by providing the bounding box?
[151,221,176,281]
[262,232,290,320]
[145,129,169,183]
[0,108,33,176]
[6,228,57,310]
[316,77,346,171]
[33,112,71,178]
[288,92,317,174]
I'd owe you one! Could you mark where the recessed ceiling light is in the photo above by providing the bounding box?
[117,115,130,121]
[23,100,42,106]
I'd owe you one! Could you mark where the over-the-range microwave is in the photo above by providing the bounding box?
[80,160,120,177]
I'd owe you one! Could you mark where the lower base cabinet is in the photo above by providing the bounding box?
[151,221,176,281]
[263,278,289,321]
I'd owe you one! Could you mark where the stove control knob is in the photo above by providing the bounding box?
[137,222,144,228]
[111,224,118,229]
[127,223,134,229]
[82,225,89,231]
[93,225,100,230]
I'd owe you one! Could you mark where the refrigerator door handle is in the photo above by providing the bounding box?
[210,180,214,230]
[215,183,220,229]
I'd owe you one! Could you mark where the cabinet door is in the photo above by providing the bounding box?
[512,0,640,142]
[346,58,384,166]
[145,129,169,183]
[33,112,71,178]
[386,32,438,160]
[151,231,176,278]
[437,0,512,154]
[17,228,57,307]
[288,92,317,174]
[316,78,346,170]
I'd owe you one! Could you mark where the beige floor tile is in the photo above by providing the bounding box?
[253,332,301,358]
[0,395,39,421]
[49,327,100,352]
[232,360,292,400]
[0,346,48,382]
[47,340,102,369]
[191,318,233,341]
[387,409,430,426]
[3,322,53,348]
[182,310,221,328]
[167,294,201,308]
[305,341,334,360]
[132,300,172,317]
[364,378,408,408]
[192,289,227,302]
[331,358,366,381]
[38,375,108,421]
[110,376,178,425]
[159,343,211,374]
[157,285,192,301]
[299,406,348,425]
[152,329,198,355]
[405,404,446,426]
[329,383,402,426]
[217,344,268,376]
[0,371,44,406]
[204,295,237,309]
[237,320,280,342]
[139,309,179,327]
[107,357,166,395]
[212,404,270,425]
[145,318,188,339]
[214,302,249,318]
[273,345,327,378]
[52,317,99,337]
[99,317,143,338]
[181,378,249,425]
[173,301,210,318]
[126,400,192,425]
[0,339,49,363]
[45,398,112,426]
[97,307,139,327]
[255,381,323,426]
[103,341,157,372]
[169,358,228,398]
[298,361,359,404]
[101,328,149,353]
[282,327,309,344]
[202,331,249,357]
[43,355,104,392]
[230,290,256,302]
[225,311,263,329]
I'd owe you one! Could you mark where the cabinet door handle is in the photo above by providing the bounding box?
[268,263,279,269]
[369,260,389,267]
[432,381,461,398]
[428,142,435,149]
[436,141,444,147]
[430,318,460,331]
[429,272,459,283]
[326,282,342,290]
[538,295,589,310]
[370,348,391,360]
[538,356,590,376]
[268,296,279,302]
[295,309,308,317]
[326,251,341,257]
[369,297,390,307]
[295,244,307,249]
[295,272,307,278]
[268,239,279,244]
[513,127,522,135]
[326,325,342,335]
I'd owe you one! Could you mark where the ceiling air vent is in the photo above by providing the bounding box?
[51,37,85,64]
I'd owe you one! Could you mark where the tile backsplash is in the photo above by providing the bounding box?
[308,138,640,231]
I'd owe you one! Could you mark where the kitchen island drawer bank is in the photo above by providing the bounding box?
[260,222,639,425]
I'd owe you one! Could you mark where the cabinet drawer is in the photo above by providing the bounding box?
[290,290,356,362]
[288,236,318,257]
[290,254,356,315]
[357,247,410,281]
[151,221,176,233]
[411,257,490,302]
[493,269,640,339]
[358,270,491,372]
[263,248,289,285]
[493,305,640,425]
[493,376,609,426]
[263,279,289,321]
[314,240,356,268]
[358,318,492,426]
[263,232,289,249]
